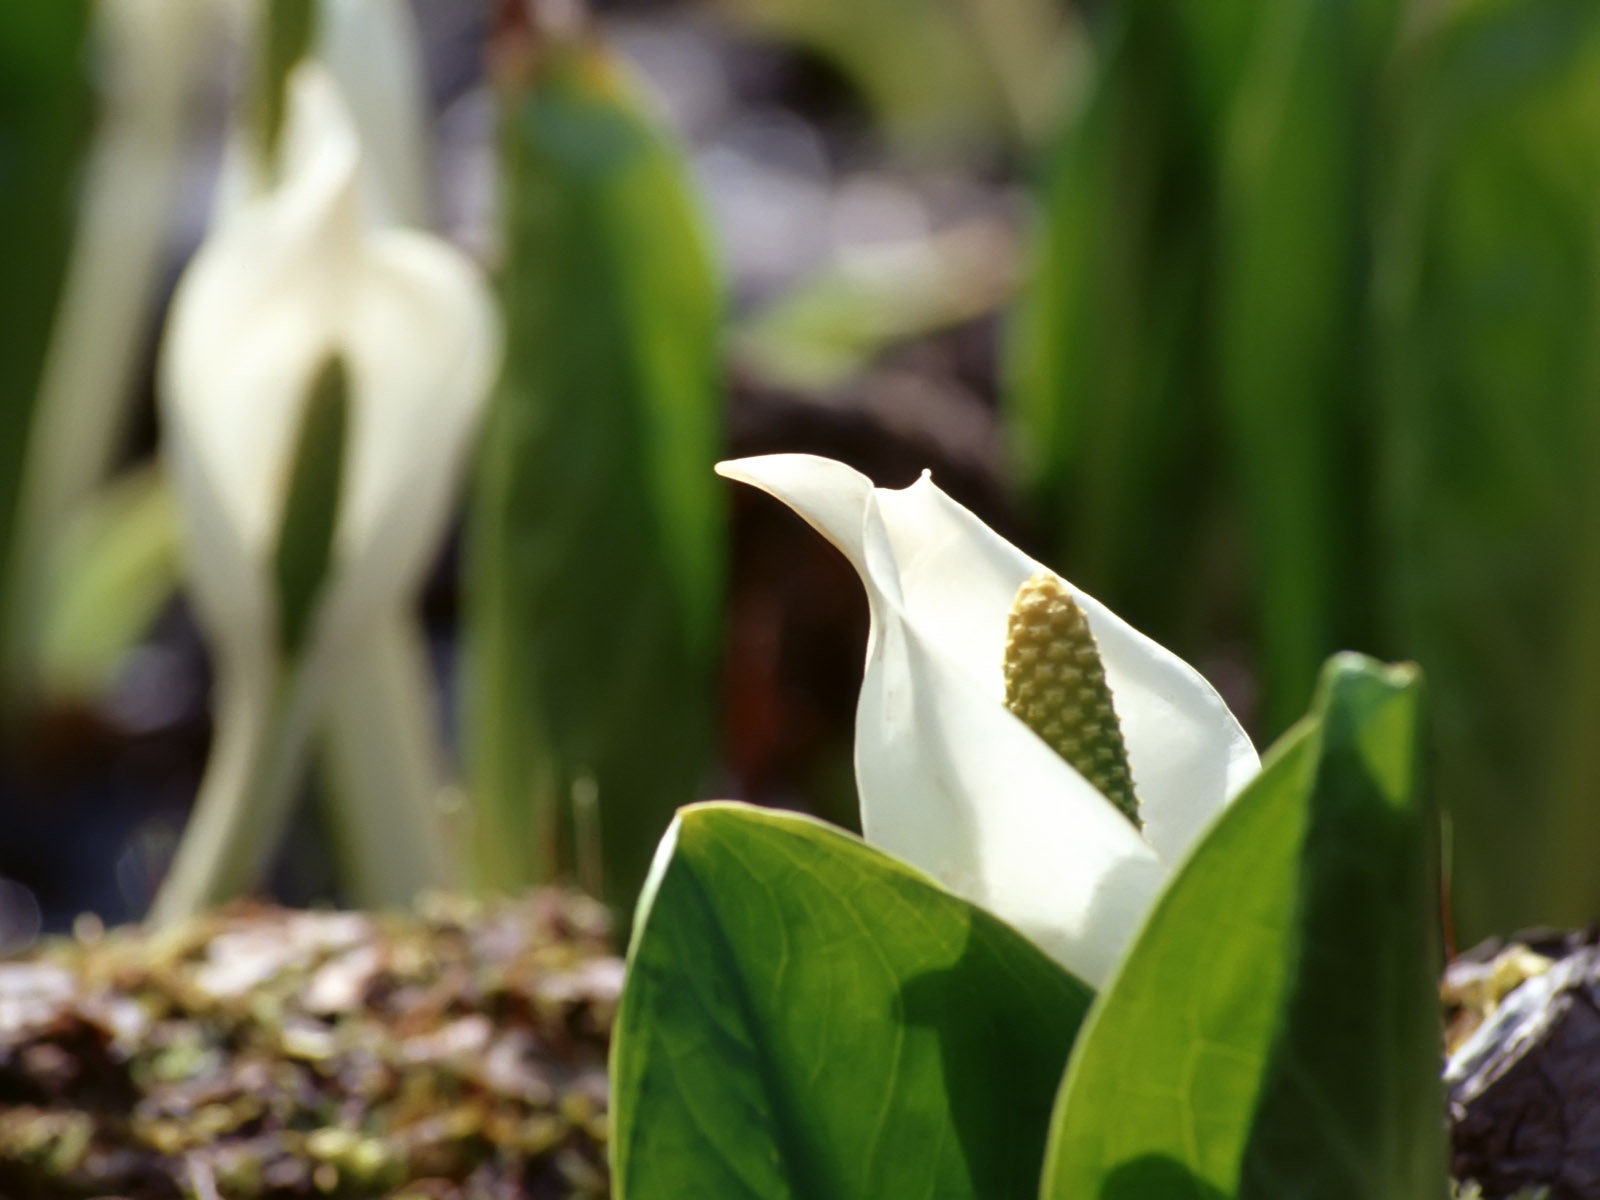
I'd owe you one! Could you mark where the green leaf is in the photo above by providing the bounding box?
[611,802,1094,1200]
[1374,0,1600,938]
[1041,654,1445,1200]
[465,47,722,911]
[272,356,348,661]
[0,2,94,705]
[37,466,179,701]
[1006,0,1399,737]
[737,226,1010,392]
[254,0,316,163]
[1212,0,1396,735]
[1004,4,1223,655]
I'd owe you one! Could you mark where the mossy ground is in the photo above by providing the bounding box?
[0,891,617,1199]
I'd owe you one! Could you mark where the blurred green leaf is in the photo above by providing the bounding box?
[255,0,316,162]
[1010,0,1399,734]
[37,467,179,702]
[466,47,722,910]
[1375,0,1600,937]
[737,222,1013,391]
[272,356,347,662]
[611,802,1093,1200]
[1041,655,1444,1199]
[1006,3,1223,650]
[1211,0,1396,734]
[0,2,95,706]
[719,0,1073,148]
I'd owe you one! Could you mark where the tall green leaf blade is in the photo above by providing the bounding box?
[1375,0,1600,937]
[1006,4,1221,650]
[0,3,94,703]
[612,802,1094,1200]
[466,47,722,909]
[1042,654,1445,1199]
[1212,0,1396,735]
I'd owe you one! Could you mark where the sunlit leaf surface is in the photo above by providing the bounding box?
[1042,655,1445,1199]
[612,802,1093,1200]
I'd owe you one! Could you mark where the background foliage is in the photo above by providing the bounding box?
[1010,0,1600,940]
[0,0,1595,952]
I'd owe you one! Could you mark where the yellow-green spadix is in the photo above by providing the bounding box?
[715,454,1260,986]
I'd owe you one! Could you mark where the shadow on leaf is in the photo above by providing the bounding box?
[1100,1154,1229,1200]
[898,919,1090,1199]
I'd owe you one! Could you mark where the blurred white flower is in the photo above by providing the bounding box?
[717,454,1259,986]
[162,62,497,670]
[150,63,496,922]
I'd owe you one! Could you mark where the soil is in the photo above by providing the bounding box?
[1,904,1596,1199]
[1446,931,1600,1200]
[0,892,616,1200]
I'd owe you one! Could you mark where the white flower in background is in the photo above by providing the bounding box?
[163,62,497,670]
[716,454,1260,986]
[150,63,497,923]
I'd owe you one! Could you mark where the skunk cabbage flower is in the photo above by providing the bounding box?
[163,63,496,671]
[717,454,1259,986]
[150,64,497,923]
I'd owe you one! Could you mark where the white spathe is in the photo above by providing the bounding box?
[716,454,1260,986]
[162,63,498,667]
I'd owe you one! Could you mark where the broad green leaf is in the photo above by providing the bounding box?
[1042,655,1445,1199]
[465,46,722,910]
[1007,0,1397,736]
[1375,0,1600,937]
[612,802,1094,1200]
[0,2,95,707]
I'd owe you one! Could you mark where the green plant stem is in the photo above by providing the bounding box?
[148,652,323,927]
[321,609,461,907]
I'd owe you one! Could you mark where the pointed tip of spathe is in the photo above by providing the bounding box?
[714,454,873,492]
[716,455,953,497]
[273,61,367,221]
